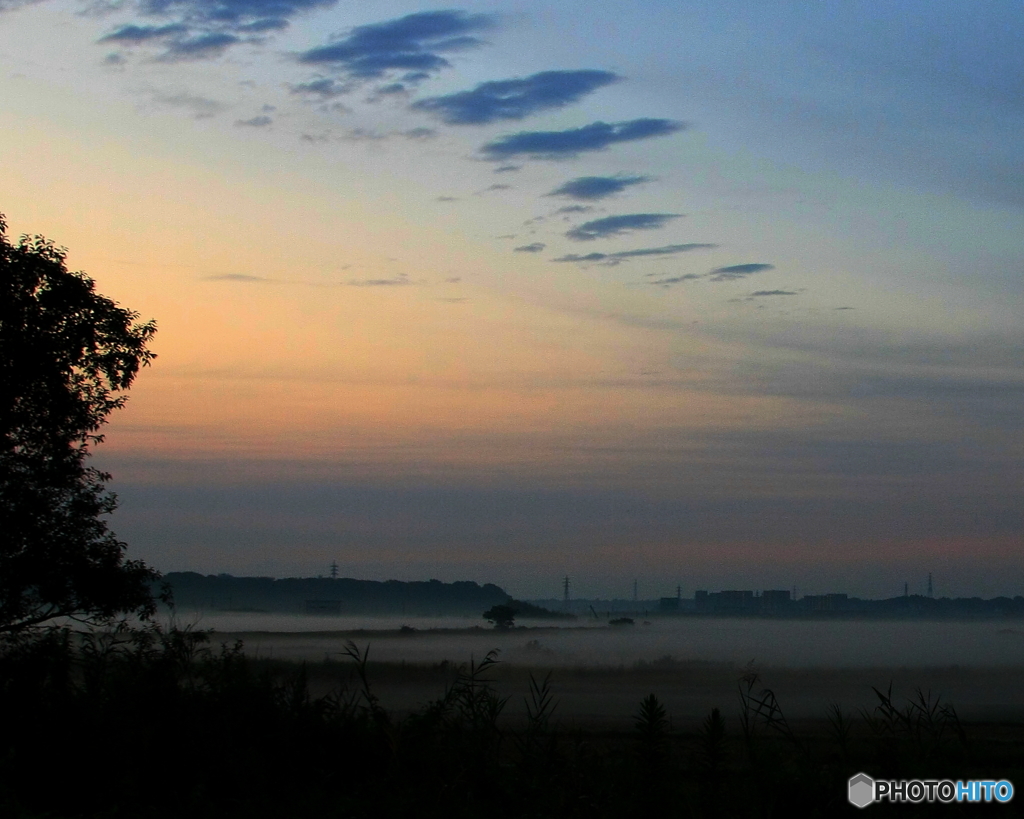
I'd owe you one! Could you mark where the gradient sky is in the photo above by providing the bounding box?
[2,0,1022,599]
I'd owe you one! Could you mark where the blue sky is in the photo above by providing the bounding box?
[1,0,1021,598]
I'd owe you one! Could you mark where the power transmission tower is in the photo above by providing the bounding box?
[330,561,338,579]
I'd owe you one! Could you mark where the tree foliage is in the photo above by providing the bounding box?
[483,603,517,630]
[0,213,158,633]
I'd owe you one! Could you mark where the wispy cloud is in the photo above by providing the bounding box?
[641,263,777,286]
[100,23,189,43]
[235,114,272,126]
[564,213,681,241]
[402,127,436,140]
[297,10,494,83]
[546,174,650,200]
[137,0,334,27]
[367,82,409,101]
[334,126,437,142]
[347,275,412,286]
[148,89,227,118]
[203,273,271,282]
[647,274,703,287]
[412,69,619,124]
[514,242,545,252]
[0,0,44,11]
[160,31,239,60]
[707,263,775,281]
[480,119,685,160]
[749,289,797,296]
[289,76,350,98]
[552,243,716,265]
[98,0,334,61]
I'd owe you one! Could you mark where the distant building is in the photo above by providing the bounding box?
[694,589,756,613]
[760,589,791,613]
[718,590,755,612]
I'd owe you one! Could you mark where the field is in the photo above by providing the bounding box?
[3,621,1023,817]
[216,626,1024,727]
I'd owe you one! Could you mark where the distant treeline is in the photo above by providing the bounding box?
[160,572,510,616]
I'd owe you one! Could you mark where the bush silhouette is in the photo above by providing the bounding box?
[483,603,517,629]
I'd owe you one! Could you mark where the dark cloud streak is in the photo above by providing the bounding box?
[553,243,716,265]
[99,0,335,60]
[297,10,494,82]
[203,273,271,282]
[412,70,619,124]
[480,119,685,160]
[99,23,188,42]
[289,77,349,97]
[547,175,650,200]
[235,114,272,126]
[647,274,703,286]
[565,213,681,241]
[708,263,775,281]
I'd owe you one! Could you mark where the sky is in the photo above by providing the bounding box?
[1,0,1022,599]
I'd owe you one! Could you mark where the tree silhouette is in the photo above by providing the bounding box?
[0,214,158,633]
[483,603,517,630]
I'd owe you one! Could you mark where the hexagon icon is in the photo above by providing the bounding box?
[848,773,875,808]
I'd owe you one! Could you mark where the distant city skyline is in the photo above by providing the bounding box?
[1,0,1021,598]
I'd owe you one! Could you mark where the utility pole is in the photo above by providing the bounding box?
[904,581,909,597]
[633,579,638,602]
[563,575,570,604]
[928,573,933,598]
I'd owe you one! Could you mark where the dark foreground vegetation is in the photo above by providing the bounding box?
[2,626,1022,818]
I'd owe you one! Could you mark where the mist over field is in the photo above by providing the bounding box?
[177,612,1024,669]
[159,613,1024,727]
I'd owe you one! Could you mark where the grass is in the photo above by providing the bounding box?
[1,623,1022,818]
